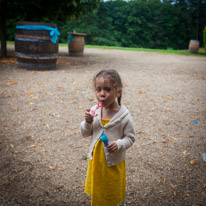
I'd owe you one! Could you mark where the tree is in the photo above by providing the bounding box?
[0,0,100,57]
[0,0,7,57]
[172,0,206,46]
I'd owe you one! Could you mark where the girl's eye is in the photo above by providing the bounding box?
[96,88,101,92]
[105,88,111,92]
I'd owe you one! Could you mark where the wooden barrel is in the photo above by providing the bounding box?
[15,21,59,70]
[68,33,86,56]
[188,40,199,53]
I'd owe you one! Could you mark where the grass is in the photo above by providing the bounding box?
[7,41,15,45]
[7,41,206,56]
[60,43,206,56]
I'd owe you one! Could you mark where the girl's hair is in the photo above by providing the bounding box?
[93,69,123,105]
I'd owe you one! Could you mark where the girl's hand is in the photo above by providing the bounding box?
[85,108,93,123]
[107,141,118,153]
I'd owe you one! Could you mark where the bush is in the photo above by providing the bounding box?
[92,37,121,47]
[204,27,206,52]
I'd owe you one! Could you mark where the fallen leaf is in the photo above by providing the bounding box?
[191,115,198,120]
[32,95,39,100]
[69,128,78,130]
[24,135,33,138]
[28,144,38,148]
[190,160,197,165]
[88,98,95,102]
[17,168,23,173]
[56,86,65,90]
[12,107,19,112]
[57,58,71,66]
[43,124,50,128]
[184,192,189,197]
[56,185,64,189]
[25,101,34,105]
[74,146,83,148]
[136,131,144,134]
[5,178,11,183]
[78,184,85,187]
[48,166,58,171]
[180,176,189,179]
[171,137,178,141]
[138,90,144,94]
[82,155,87,160]
[25,90,35,95]
[0,57,17,64]
[159,154,166,158]
[162,139,172,143]
[144,137,152,140]
[5,80,16,86]
[187,135,194,138]
[182,150,187,156]
[10,144,14,148]
[170,183,175,189]
[4,94,12,98]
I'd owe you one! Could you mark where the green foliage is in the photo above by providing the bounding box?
[204,27,206,52]
[3,0,206,50]
[0,0,100,57]
[56,0,206,49]
[1,0,100,22]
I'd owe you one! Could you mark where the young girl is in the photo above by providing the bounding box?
[80,69,135,206]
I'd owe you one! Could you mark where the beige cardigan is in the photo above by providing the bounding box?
[80,105,135,167]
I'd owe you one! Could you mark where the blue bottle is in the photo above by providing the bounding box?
[100,133,110,146]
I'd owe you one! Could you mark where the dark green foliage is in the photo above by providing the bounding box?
[204,27,206,52]
[0,0,100,57]
[4,0,206,50]
[55,0,206,49]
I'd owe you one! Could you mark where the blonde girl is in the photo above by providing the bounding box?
[80,69,135,206]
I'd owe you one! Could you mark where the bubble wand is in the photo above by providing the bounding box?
[89,102,103,117]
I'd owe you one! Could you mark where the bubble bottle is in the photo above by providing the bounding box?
[100,133,110,147]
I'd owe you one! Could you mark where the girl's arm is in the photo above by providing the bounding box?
[116,116,135,151]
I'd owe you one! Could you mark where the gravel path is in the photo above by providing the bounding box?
[0,46,206,205]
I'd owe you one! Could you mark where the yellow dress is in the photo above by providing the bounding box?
[85,118,126,206]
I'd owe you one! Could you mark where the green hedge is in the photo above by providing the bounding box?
[204,27,206,52]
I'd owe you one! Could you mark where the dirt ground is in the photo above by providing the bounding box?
[0,45,206,206]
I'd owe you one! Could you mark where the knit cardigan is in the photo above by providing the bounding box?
[80,104,135,167]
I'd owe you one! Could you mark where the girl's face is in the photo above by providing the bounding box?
[95,77,121,108]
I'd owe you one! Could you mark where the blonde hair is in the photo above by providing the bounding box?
[93,69,123,105]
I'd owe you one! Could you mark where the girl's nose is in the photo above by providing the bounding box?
[100,90,105,96]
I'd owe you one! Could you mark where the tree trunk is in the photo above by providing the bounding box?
[0,0,7,58]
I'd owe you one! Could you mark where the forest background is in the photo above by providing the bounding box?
[4,0,206,50]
